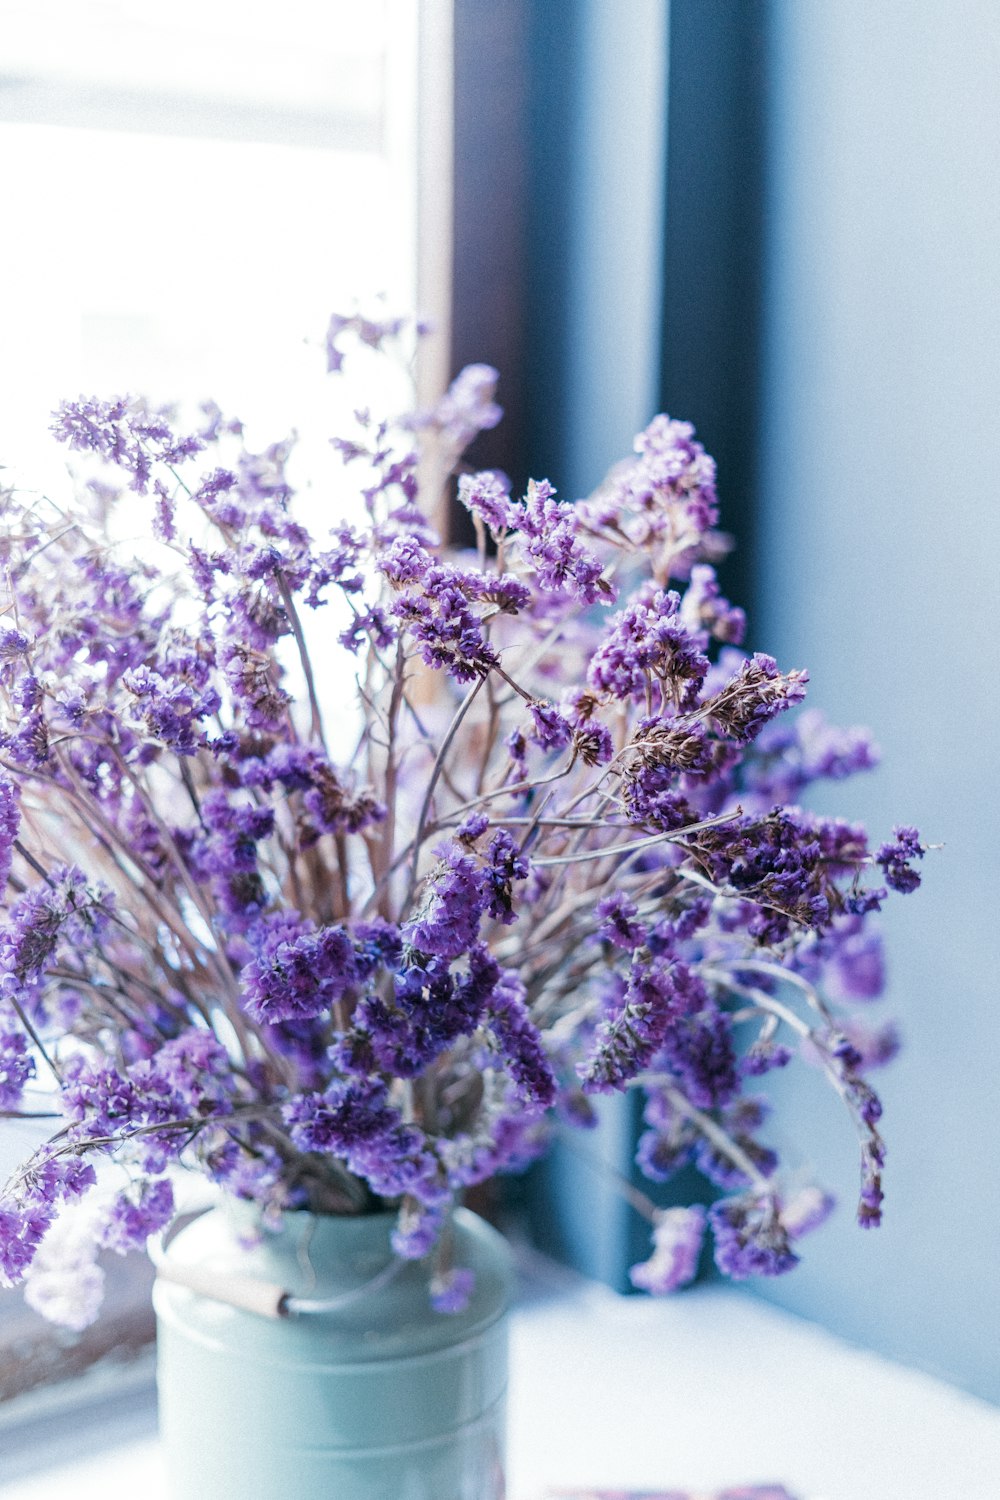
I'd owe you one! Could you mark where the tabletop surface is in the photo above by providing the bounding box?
[1,1245,998,1500]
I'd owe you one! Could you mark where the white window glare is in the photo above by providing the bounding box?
[0,1,418,489]
[1,1,388,126]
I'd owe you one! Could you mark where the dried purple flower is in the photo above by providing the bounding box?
[429,1265,476,1314]
[0,317,925,1328]
[629,1205,706,1294]
[709,1194,800,1279]
[876,825,925,893]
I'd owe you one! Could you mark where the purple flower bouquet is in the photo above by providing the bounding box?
[0,313,923,1327]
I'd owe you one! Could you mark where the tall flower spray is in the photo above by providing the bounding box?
[0,315,923,1325]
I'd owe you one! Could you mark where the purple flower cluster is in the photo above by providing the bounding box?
[629,1205,706,1294]
[0,868,113,1012]
[0,774,18,891]
[0,1027,34,1109]
[709,1194,799,1279]
[687,809,874,944]
[241,917,357,1024]
[0,315,925,1327]
[589,587,708,706]
[581,413,720,582]
[100,1178,175,1255]
[387,555,529,682]
[427,364,503,450]
[704,653,809,743]
[876,825,925,893]
[51,397,203,495]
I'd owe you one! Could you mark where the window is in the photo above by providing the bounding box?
[0,1,420,485]
[0,0,423,1408]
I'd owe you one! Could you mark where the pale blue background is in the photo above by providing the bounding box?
[752,0,1000,1403]
[522,0,1000,1402]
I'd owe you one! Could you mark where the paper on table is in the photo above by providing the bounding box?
[541,1487,804,1500]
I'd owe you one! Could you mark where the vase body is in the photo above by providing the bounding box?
[153,1204,512,1500]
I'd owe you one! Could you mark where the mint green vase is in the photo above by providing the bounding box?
[153,1205,513,1500]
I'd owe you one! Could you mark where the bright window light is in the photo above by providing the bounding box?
[0,1,418,488]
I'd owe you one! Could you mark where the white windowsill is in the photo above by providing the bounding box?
[1,1249,998,1500]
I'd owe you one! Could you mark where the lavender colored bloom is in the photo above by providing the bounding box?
[59,1056,138,1135]
[456,812,490,842]
[284,1075,395,1153]
[706,653,809,744]
[241,918,357,1024]
[392,569,500,682]
[379,535,433,587]
[339,604,396,654]
[709,1194,799,1279]
[429,1264,475,1313]
[457,471,513,532]
[876,825,925,893]
[680,564,746,645]
[740,1041,793,1077]
[695,1130,777,1190]
[343,947,497,1079]
[0,773,19,891]
[657,978,740,1110]
[798,709,880,782]
[634,1087,697,1176]
[481,831,529,924]
[570,711,614,766]
[479,573,531,614]
[1,710,50,769]
[186,791,274,920]
[406,843,487,959]
[51,396,203,494]
[579,961,683,1093]
[288,1077,441,1203]
[511,480,611,603]
[242,745,385,839]
[325,310,406,373]
[780,1186,836,1240]
[0,867,113,1001]
[628,414,720,538]
[222,645,291,729]
[839,1018,901,1070]
[431,364,502,448]
[392,1198,446,1260]
[485,971,556,1111]
[620,761,696,833]
[0,1199,54,1284]
[826,924,886,1002]
[100,1178,175,1255]
[596,892,645,950]
[528,700,574,753]
[150,1029,236,1110]
[589,587,708,705]
[628,1206,706,1294]
[635,1126,694,1183]
[0,627,31,662]
[0,1027,35,1109]
[689,808,876,944]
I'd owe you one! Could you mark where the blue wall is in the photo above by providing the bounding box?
[753,1,1000,1402]
[524,0,669,498]
[519,0,1000,1402]
[519,0,670,1286]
